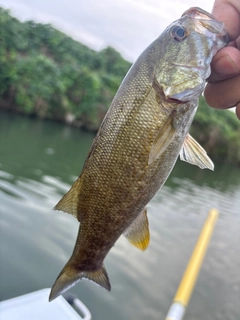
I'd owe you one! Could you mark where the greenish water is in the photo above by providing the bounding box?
[0,110,239,320]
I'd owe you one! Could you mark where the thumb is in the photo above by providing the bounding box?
[208,46,240,82]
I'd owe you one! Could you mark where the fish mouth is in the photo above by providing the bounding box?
[182,7,229,44]
[182,7,216,21]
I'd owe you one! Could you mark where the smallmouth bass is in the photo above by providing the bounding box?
[49,7,228,301]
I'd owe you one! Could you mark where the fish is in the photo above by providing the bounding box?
[49,7,228,301]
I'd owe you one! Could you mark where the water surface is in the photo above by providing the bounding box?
[0,111,239,320]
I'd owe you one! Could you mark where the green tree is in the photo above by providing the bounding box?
[12,55,64,117]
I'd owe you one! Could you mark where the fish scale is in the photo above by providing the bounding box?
[49,7,228,301]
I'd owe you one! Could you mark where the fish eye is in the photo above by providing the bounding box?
[171,26,187,41]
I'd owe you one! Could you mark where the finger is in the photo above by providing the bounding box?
[235,36,240,50]
[236,102,240,120]
[208,46,240,81]
[204,74,240,110]
[212,0,240,41]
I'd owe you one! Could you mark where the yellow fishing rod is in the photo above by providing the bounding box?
[165,208,219,320]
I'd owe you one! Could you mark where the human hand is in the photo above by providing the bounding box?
[204,0,240,120]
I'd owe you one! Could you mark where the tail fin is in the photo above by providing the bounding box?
[49,264,111,302]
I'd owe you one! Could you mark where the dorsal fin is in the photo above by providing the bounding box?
[124,208,150,251]
[54,178,82,219]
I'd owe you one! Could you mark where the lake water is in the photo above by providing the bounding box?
[0,110,239,320]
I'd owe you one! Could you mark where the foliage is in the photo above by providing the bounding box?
[0,7,239,164]
[0,7,131,129]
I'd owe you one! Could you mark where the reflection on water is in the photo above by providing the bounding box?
[0,111,240,320]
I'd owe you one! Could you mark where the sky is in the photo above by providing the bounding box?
[0,0,216,61]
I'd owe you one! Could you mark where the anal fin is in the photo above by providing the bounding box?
[180,134,214,170]
[124,208,150,251]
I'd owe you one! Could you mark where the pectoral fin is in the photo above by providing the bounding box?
[54,178,82,218]
[124,208,150,251]
[180,134,214,170]
[148,112,176,165]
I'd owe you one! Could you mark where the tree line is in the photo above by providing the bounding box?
[0,7,239,165]
[0,7,131,130]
